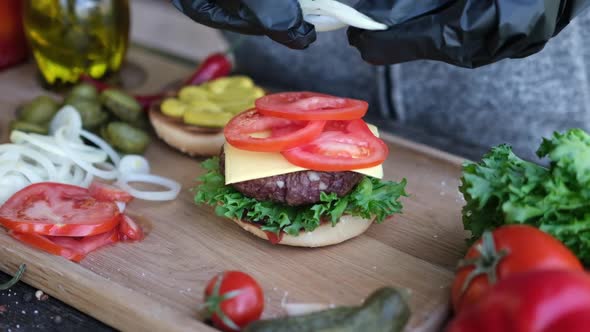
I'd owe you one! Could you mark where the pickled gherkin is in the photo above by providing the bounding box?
[244,288,410,332]
[160,76,264,127]
[101,122,149,154]
[19,96,60,125]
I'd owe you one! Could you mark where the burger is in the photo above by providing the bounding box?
[149,76,264,156]
[195,92,407,247]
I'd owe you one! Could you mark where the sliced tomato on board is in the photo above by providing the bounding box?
[50,227,119,258]
[256,92,368,121]
[10,227,119,262]
[89,181,133,203]
[0,182,120,237]
[119,214,144,241]
[224,109,326,152]
[282,119,389,171]
[8,231,85,262]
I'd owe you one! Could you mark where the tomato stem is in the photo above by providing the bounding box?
[0,264,26,291]
[457,231,509,295]
[204,272,242,331]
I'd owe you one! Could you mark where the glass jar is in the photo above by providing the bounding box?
[0,0,28,70]
[23,0,130,84]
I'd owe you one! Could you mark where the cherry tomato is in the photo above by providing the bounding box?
[89,181,133,203]
[0,182,120,237]
[282,119,389,171]
[446,270,590,332]
[451,225,583,313]
[256,92,368,120]
[224,109,326,152]
[119,215,144,242]
[204,271,264,332]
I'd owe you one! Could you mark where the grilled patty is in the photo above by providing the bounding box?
[220,151,363,206]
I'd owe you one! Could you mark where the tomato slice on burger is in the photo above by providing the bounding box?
[0,182,120,237]
[89,181,133,203]
[224,109,326,152]
[282,120,389,171]
[256,92,368,121]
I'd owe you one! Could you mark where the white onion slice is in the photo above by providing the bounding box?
[118,155,150,175]
[80,129,121,166]
[299,0,387,31]
[0,144,57,180]
[303,14,348,32]
[116,173,181,201]
[11,131,67,158]
[50,105,82,140]
[0,174,29,204]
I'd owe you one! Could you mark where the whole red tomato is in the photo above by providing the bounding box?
[446,270,590,332]
[204,271,264,331]
[451,225,582,312]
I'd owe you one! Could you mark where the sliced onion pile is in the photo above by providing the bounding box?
[0,106,181,204]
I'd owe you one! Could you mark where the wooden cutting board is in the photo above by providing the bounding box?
[0,47,468,331]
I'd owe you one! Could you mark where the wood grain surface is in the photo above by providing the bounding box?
[0,48,468,332]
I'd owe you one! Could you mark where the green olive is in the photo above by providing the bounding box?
[102,122,150,154]
[68,83,99,100]
[19,96,59,124]
[100,89,142,123]
[64,98,109,130]
[10,120,49,135]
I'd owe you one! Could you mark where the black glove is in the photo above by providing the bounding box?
[171,0,316,49]
[347,0,590,68]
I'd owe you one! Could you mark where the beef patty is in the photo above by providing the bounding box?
[220,151,363,206]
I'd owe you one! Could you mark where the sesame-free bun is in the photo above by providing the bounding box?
[149,107,225,157]
[231,215,374,247]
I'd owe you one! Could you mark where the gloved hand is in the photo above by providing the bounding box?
[171,0,316,49]
[347,0,590,68]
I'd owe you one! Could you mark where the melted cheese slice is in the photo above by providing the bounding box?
[224,124,384,184]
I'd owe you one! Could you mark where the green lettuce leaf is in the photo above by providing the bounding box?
[460,129,590,263]
[194,157,407,236]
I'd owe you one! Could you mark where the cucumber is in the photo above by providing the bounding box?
[244,287,410,332]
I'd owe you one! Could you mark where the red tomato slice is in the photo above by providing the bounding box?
[224,109,326,152]
[0,182,120,237]
[119,214,144,242]
[256,92,368,120]
[9,231,85,262]
[89,181,133,203]
[282,120,389,171]
[49,228,119,258]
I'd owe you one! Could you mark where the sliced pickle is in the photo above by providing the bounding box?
[161,98,187,118]
[183,110,233,127]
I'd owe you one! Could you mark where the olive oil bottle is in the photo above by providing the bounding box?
[23,0,129,85]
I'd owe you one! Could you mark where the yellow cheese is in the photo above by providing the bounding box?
[224,124,384,184]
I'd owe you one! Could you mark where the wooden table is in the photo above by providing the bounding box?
[0,45,485,332]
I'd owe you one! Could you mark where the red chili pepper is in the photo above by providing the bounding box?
[79,52,233,110]
[183,53,232,86]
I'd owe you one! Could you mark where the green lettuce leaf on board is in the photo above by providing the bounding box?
[461,129,590,263]
[194,157,407,236]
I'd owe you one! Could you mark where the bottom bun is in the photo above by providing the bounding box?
[231,215,374,247]
[149,108,225,157]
